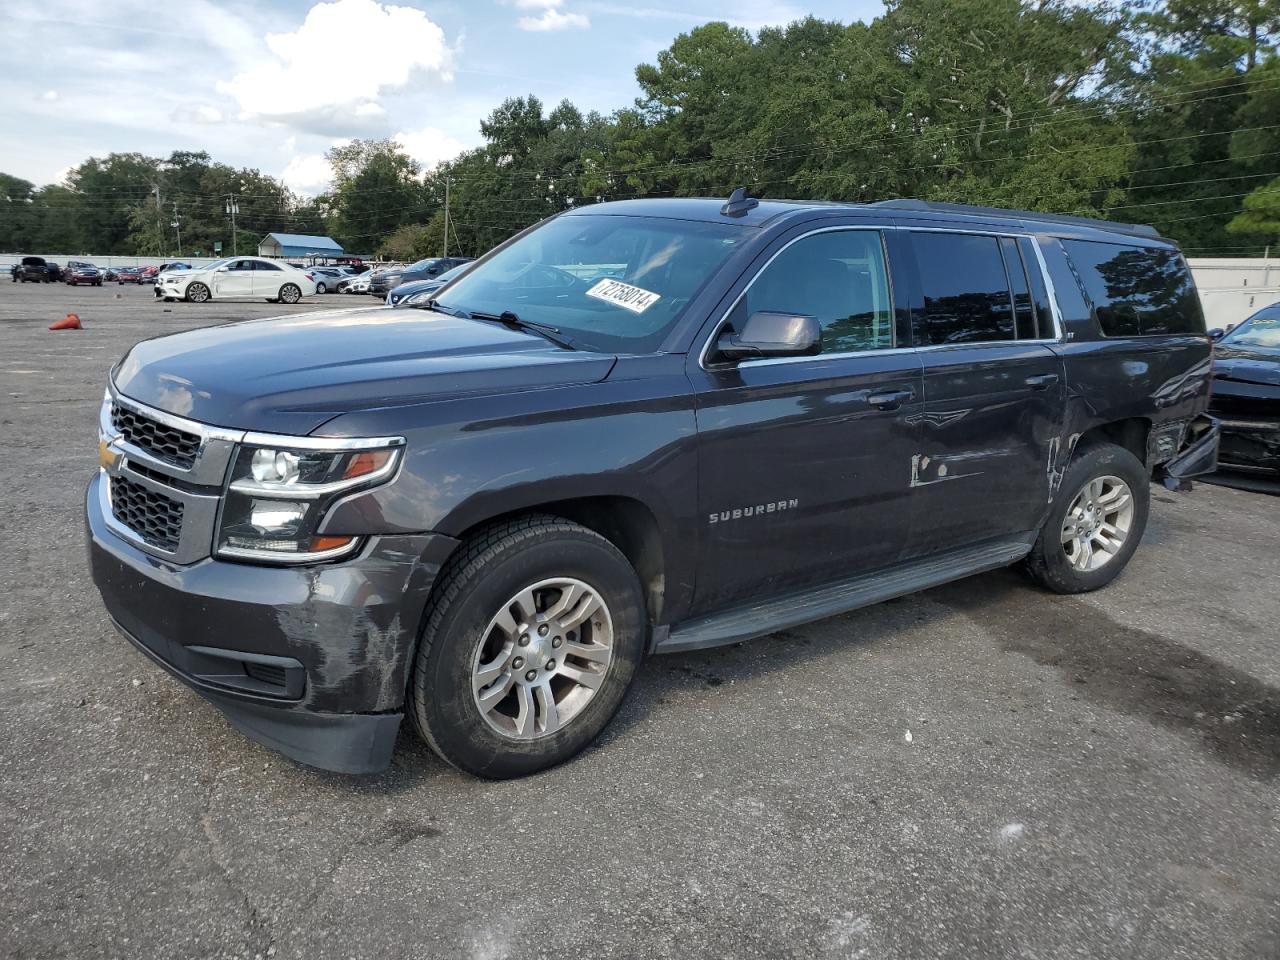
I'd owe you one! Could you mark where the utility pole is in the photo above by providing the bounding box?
[153,184,163,257]
[171,201,182,257]
[443,175,450,258]
[225,195,240,256]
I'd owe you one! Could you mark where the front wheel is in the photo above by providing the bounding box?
[410,516,646,779]
[278,283,301,304]
[185,282,210,303]
[1025,441,1150,594]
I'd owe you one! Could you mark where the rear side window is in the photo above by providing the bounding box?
[913,233,1015,344]
[1061,240,1203,337]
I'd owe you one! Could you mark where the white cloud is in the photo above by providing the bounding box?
[281,153,333,195]
[515,0,590,31]
[393,127,467,172]
[218,0,453,132]
[41,90,59,102]
[171,104,225,124]
[519,8,590,30]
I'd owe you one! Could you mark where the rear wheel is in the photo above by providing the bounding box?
[278,283,301,304]
[185,282,210,303]
[315,281,327,294]
[409,516,646,778]
[1025,442,1150,594]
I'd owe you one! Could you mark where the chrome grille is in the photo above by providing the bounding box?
[110,475,185,553]
[110,403,201,469]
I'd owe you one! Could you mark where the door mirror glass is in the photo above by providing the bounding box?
[717,311,821,361]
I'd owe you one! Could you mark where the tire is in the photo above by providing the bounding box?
[185,282,210,303]
[409,515,646,779]
[1025,441,1150,594]
[278,283,301,304]
[315,282,327,294]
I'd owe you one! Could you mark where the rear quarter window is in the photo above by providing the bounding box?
[1062,239,1203,337]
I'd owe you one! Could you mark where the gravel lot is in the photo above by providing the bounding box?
[2,281,1278,960]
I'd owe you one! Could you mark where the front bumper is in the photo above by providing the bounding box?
[86,472,458,773]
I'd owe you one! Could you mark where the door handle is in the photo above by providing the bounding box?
[867,388,915,410]
[1024,373,1060,391]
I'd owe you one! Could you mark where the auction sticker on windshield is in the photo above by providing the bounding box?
[586,278,661,314]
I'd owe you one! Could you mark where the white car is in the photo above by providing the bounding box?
[158,257,319,304]
[342,271,372,294]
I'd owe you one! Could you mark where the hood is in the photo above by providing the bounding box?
[112,305,618,435]
[1214,344,1280,387]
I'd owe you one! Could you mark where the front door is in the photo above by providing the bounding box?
[689,228,923,614]
[902,230,1066,555]
[213,259,255,299]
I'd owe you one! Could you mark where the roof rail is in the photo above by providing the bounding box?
[870,199,1164,241]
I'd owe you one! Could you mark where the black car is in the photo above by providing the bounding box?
[369,256,472,296]
[15,256,54,282]
[1209,304,1280,477]
[87,194,1218,778]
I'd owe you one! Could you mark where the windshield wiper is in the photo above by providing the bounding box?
[410,298,464,316]
[465,309,577,350]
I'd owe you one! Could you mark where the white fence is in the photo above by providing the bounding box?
[1185,257,1278,331]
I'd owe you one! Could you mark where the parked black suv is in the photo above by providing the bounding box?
[369,256,472,296]
[87,195,1218,778]
[15,256,54,282]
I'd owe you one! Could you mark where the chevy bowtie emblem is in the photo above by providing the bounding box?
[98,438,120,471]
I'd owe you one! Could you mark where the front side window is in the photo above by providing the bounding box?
[913,233,1016,345]
[435,214,746,354]
[1062,239,1203,337]
[733,230,894,353]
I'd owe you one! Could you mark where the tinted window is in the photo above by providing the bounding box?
[737,230,894,353]
[913,233,1015,344]
[256,261,282,272]
[1000,237,1037,340]
[1062,240,1203,337]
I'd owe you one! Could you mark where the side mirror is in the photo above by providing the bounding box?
[716,311,821,362]
[1207,327,1225,341]
[215,266,230,273]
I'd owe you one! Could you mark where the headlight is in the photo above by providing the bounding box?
[216,437,403,563]
[401,289,436,306]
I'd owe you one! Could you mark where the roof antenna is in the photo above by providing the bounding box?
[721,187,759,218]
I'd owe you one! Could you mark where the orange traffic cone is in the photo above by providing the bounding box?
[49,313,82,330]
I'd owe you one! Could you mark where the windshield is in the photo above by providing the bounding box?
[1223,310,1280,349]
[408,258,441,272]
[435,214,746,353]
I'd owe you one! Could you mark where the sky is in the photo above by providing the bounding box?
[0,0,885,195]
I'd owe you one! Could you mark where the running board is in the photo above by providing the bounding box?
[656,535,1035,654]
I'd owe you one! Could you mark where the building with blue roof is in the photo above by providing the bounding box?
[257,233,344,259]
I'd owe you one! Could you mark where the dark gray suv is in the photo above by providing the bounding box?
[87,195,1219,778]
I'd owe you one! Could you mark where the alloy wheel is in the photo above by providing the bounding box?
[1060,475,1134,572]
[470,577,614,740]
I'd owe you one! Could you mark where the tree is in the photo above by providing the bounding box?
[327,139,427,252]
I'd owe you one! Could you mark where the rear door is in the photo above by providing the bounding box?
[689,226,923,613]
[901,229,1066,556]
[250,259,285,297]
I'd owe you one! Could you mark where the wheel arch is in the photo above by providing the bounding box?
[1075,416,1151,466]
[440,496,667,625]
